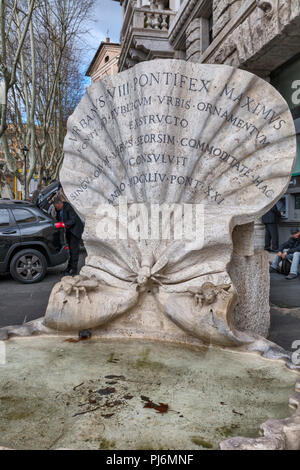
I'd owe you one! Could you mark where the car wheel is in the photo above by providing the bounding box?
[10,249,47,284]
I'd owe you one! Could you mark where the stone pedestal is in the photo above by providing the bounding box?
[229,250,270,337]
[228,222,270,337]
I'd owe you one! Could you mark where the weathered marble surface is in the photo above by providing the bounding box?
[205,0,300,76]
[229,222,270,337]
[62,59,295,214]
[42,59,296,346]
[0,337,299,451]
[44,275,139,331]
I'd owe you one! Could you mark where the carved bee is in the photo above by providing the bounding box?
[59,275,99,303]
[187,282,231,307]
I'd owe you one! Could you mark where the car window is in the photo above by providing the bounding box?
[13,208,36,224]
[38,214,48,221]
[0,209,10,227]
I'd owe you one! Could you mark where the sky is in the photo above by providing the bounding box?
[83,0,122,74]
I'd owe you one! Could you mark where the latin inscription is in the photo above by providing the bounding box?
[65,68,289,206]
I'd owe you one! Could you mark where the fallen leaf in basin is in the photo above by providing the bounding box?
[141,396,169,413]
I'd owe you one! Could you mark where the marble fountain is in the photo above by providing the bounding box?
[1,60,300,450]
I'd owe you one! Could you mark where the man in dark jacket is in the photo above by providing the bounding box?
[262,204,282,251]
[54,196,84,275]
[270,228,300,279]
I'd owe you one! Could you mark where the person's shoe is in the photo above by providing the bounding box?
[269,266,279,273]
[286,273,298,280]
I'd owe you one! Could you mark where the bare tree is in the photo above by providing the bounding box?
[0,0,35,197]
[0,0,94,198]
[0,0,35,136]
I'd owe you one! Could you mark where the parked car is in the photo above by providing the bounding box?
[0,199,69,283]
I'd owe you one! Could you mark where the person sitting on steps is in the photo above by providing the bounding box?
[270,228,300,280]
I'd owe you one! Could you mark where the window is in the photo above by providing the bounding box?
[0,209,10,227]
[105,55,110,63]
[13,209,36,224]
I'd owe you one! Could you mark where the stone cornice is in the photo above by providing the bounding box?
[168,0,212,50]
[119,27,173,70]
[119,7,175,71]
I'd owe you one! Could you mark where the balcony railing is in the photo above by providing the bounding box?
[144,8,172,30]
[119,3,176,70]
[121,6,175,41]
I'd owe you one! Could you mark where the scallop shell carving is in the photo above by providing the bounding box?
[62,59,295,218]
[45,60,297,345]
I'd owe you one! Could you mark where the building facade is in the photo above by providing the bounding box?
[86,38,121,83]
[114,0,300,244]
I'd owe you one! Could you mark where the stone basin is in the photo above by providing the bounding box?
[0,336,298,450]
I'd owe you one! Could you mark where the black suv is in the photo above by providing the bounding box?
[0,200,69,283]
